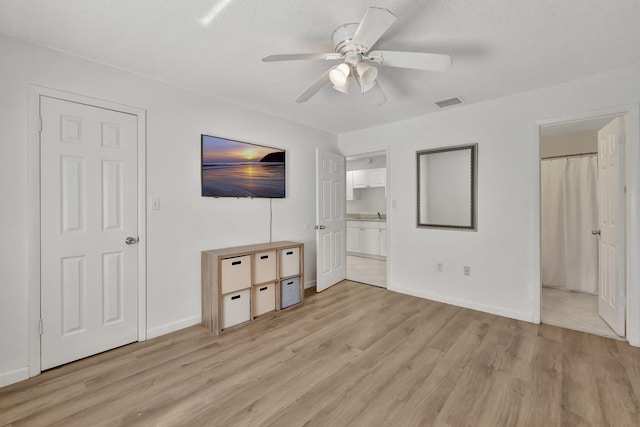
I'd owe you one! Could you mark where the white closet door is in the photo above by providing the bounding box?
[40,96,139,369]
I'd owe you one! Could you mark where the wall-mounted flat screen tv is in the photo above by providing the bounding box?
[201,134,286,198]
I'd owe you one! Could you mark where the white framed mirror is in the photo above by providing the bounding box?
[417,143,478,230]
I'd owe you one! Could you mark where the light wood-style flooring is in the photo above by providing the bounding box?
[2,281,640,426]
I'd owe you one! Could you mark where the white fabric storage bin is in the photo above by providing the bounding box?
[281,276,301,309]
[253,251,277,284]
[279,247,300,277]
[220,255,251,294]
[253,283,276,316]
[222,289,250,329]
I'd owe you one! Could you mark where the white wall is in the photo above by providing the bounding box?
[339,64,640,323]
[0,34,337,386]
[347,188,387,215]
[346,156,386,171]
[541,129,598,157]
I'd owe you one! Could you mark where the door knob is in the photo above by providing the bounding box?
[314,225,326,230]
[125,236,139,245]
[591,229,601,236]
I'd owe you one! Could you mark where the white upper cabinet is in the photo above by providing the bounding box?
[349,167,386,189]
[367,168,386,188]
[346,171,354,200]
[352,170,368,188]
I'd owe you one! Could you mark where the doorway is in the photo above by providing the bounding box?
[345,151,388,288]
[539,115,626,339]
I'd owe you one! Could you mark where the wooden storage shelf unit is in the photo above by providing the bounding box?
[202,241,304,335]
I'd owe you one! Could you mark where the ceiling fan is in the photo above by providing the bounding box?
[262,7,452,104]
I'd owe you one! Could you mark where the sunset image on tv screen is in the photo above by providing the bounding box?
[201,135,285,198]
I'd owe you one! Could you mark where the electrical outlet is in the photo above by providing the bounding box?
[464,266,471,276]
[151,197,160,211]
[436,262,444,273]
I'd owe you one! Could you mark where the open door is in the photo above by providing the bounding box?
[597,117,626,336]
[316,149,346,291]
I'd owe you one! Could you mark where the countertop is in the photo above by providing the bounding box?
[347,214,387,222]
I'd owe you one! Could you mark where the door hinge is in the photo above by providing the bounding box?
[38,117,42,133]
[39,319,43,335]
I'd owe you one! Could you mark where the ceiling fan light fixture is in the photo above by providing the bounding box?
[333,78,350,94]
[356,63,378,85]
[329,63,351,87]
[263,6,452,104]
[356,62,378,93]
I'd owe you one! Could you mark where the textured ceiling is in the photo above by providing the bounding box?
[1,0,639,134]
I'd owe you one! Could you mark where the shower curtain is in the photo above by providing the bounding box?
[541,155,598,294]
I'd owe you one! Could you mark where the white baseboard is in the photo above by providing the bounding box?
[390,285,531,323]
[0,367,29,388]
[146,315,201,340]
[304,279,316,289]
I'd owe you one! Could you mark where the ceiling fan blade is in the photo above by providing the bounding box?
[295,67,333,103]
[352,7,397,51]
[262,53,343,62]
[369,51,452,72]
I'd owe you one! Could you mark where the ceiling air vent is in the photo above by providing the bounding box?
[435,97,464,108]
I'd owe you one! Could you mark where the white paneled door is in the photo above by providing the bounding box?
[597,117,626,337]
[316,149,346,292]
[40,96,139,370]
